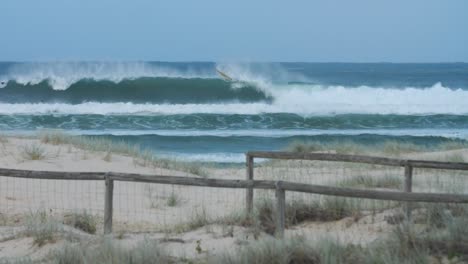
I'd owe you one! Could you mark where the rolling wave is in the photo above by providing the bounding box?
[0,77,269,104]
[1,82,468,115]
[0,61,216,90]
[1,114,468,131]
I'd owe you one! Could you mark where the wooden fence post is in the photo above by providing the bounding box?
[403,164,413,220]
[275,181,286,238]
[104,175,114,234]
[246,154,254,216]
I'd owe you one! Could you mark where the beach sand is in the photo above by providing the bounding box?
[1,136,467,261]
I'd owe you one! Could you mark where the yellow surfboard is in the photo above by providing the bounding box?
[216,69,233,82]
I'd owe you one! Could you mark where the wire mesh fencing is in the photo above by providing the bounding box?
[1,152,468,247]
[249,155,468,244]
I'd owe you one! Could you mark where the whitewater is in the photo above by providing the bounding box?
[1,61,468,162]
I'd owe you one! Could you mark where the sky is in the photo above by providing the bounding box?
[1,0,467,62]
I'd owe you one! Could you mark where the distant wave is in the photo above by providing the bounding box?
[17,128,468,139]
[0,77,269,104]
[1,114,468,131]
[0,61,216,90]
[1,83,468,115]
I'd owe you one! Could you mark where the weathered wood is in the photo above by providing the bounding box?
[0,168,105,180]
[246,154,254,215]
[275,182,286,238]
[280,181,468,203]
[104,176,114,234]
[109,173,275,189]
[247,151,468,171]
[407,160,468,170]
[1,163,468,208]
[404,165,413,219]
[248,151,405,166]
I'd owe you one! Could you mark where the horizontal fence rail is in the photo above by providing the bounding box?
[247,151,468,171]
[245,151,468,228]
[2,158,468,237]
[0,169,467,203]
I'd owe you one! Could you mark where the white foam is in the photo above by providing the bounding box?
[1,83,468,115]
[1,62,215,90]
[156,152,246,163]
[36,128,466,139]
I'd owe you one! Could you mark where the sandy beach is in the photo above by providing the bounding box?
[1,135,468,262]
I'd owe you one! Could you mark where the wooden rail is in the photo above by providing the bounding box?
[1,151,468,237]
[247,151,468,170]
[246,151,468,220]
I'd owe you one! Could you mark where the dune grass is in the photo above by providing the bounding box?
[166,191,180,207]
[24,210,62,247]
[443,152,466,163]
[0,257,34,264]
[211,236,320,264]
[20,143,47,161]
[39,130,208,176]
[63,211,97,234]
[212,209,468,264]
[287,140,468,157]
[51,238,171,264]
[338,174,403,189]
[218,197,357,236]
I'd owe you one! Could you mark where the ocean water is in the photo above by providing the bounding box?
[1,61,468,162]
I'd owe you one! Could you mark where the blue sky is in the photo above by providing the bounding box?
[1,0,467,62]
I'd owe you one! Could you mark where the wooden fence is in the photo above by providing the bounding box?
[1,151,468,237]
[245,151,468,235]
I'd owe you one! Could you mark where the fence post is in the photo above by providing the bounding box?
[246,154,254,216]
[275,181,286,238]
[403,164,413,220]
[104,175,114,234]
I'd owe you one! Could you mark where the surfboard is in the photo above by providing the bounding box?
[216,69,233,82]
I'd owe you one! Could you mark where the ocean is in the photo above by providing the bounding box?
[1,61,468,163]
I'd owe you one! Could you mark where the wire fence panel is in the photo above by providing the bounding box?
[112,181,245,233]
[250,156,468,243]
[1,152,468,243]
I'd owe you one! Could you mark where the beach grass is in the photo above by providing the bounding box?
[338,175,402,189]
[24,210,62,247]
[63,211,97,234]
[20,143,47,161]
[287,140,468,157]
[39,130,208,176]
[51,238,171,264]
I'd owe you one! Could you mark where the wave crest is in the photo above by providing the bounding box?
[1,82,468,116]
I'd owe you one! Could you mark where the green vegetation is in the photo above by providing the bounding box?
[169,208,210,233]
[21,143,47,160]
[213,209,468,264]
[63,211,97,234]
[338,175,402,189]
[443,152,466,163]
[0,257,34,264]
[211,236,320,264]
[51,238,172,264]
[240,198,356,235]
[39,130,207,176]
[287,140,468,157]
[24,210,61,246]
[166,191,180,207]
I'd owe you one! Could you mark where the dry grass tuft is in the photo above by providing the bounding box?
[21,144,47,161]
[63,211,97,234]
